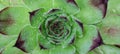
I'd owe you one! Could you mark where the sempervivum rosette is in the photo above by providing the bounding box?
[1,0,120,54]
[14,8,80,54]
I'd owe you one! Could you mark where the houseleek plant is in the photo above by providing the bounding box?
[0,0,120,54]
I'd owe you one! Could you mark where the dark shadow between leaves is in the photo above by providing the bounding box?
[39,44,47,50]
[29,9,40,22]
[14,32,27,53]
[75,20,83,31]
[90,31,103,51]
[67,0,78,6]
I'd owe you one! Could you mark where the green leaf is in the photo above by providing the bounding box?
[0,3,7,11]
[107,0,120,15]
[23,0,79,15]
[9,0,25,7]
[49,45,76,54]
[75,0,104,24]
[30,45,76,54]
[2,47,26,54]
[53,0,79,15]
[0,34,17,50]
[88,45,120,54]
[29,8,46,28]
[0,0,9,7]
[23,0,52,11]
[74,25,99,54]
[14,25,40,52]
[32,49,49,54]
[0,7,30,35]
[96,15,120,45]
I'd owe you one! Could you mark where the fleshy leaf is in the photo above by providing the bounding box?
[75,20,83,38]
[23,0,52,11]
[53,0,79,15]
[74,25,102,54]
[49,45,76,54]
[0,34,17,51]
[29,8,45,28]
[0,7,30,35]
[2,47,26,54]
[0,2,7,11]
[75,0,108,24]
[14,25,39,53]
[107,0,120,15]
[88,45,120,54]
[31,49,49,54]
[96,15,120,45]
[0,0,9,7]
[9,0,25,7]
[23,0,79,15]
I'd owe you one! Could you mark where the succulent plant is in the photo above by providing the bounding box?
[0,0,120,54]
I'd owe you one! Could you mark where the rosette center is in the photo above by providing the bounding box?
[50,21,64,35]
